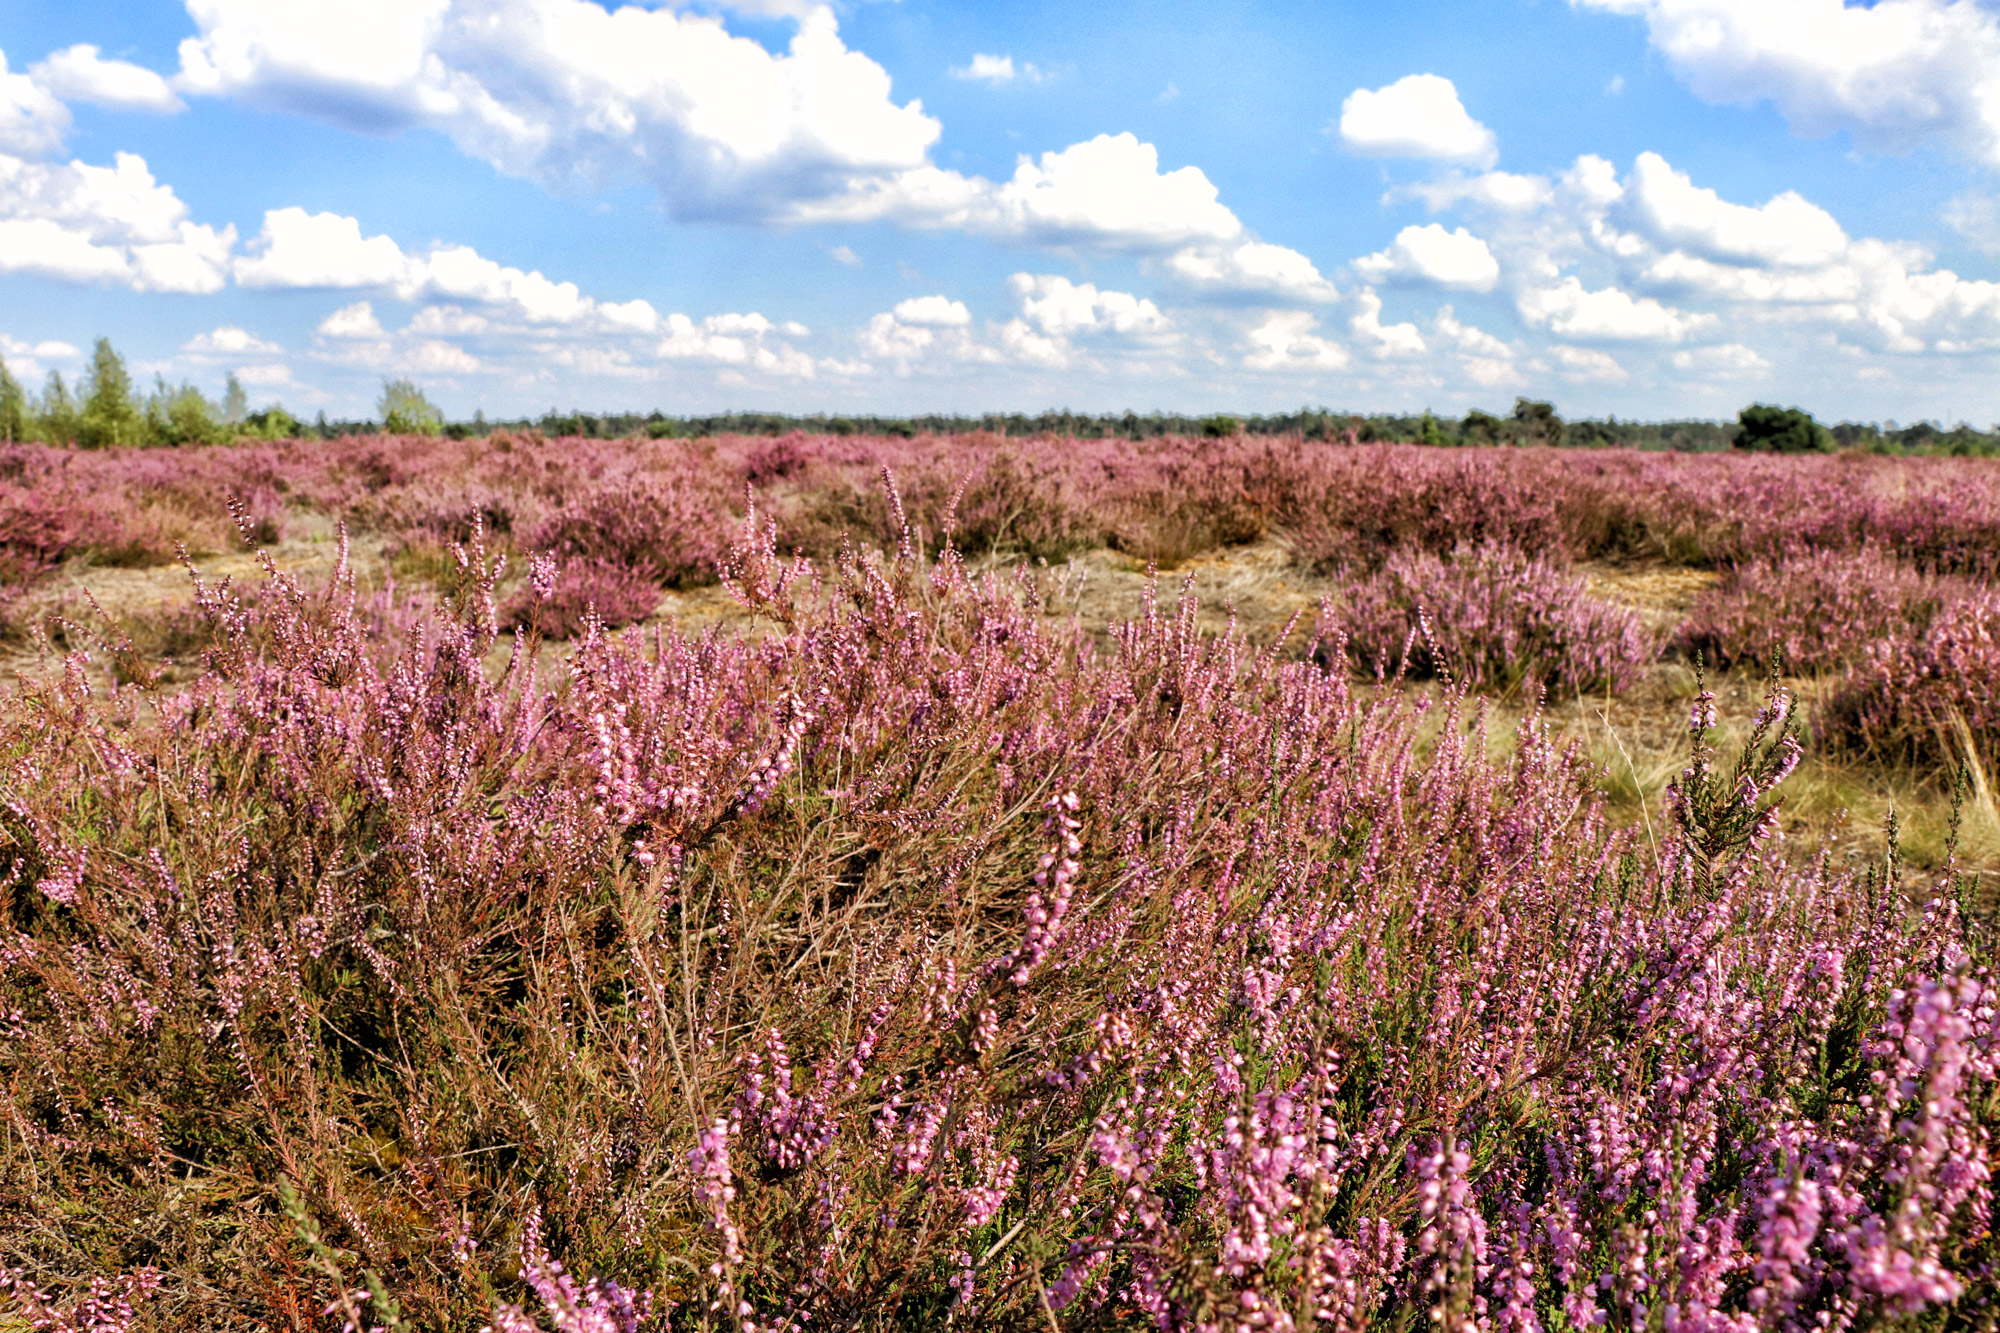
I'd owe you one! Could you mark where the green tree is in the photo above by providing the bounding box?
[78,337,141,448]
[0,357,25,443]
[248,405,303,439]
[379,377,444,436]
[143,375,225,447]
[222,372,249,428]
[1417,410,1448,446]
[1736,403,1831,453]
[1462,409,1504,445]
[38,370,78,446]
[1510,397,1562,447]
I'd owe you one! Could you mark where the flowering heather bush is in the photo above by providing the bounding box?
[502,554,662,639]
[1820,589,2000,767]
[0,508,1996,1330]
[527,484,726,590]
[1326,541,1657,694]
[1677,546,1966,675]
[7,434,2000,607]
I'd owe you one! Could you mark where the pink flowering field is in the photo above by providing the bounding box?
[1,433,1998,1331]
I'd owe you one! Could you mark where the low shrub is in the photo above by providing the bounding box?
[1820,589,2000,767]
[1676,546,1960,673]
[501,557,661,638]
[0,522,1992,1330]
[527,483,725,588]
[1325,541,1657,694]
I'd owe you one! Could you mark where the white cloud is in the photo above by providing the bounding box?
[183,325,283,356]
[1163,240,1339,302]
[1337,74,1498,167]
[657,311,816,376]
[236,207,647,328]
[1578,0,2000,166]
[1618,151,1847,267]
[980,133,1242,248]
[1394,169,1554,215]
[1671,342,1772,375]
[166,2,1323,289]
[0,150,235,292]
[1548,345,1629,382]
[1945,192,2000,256]
[234,207,406,288]
[1007,274,1169,337]
[1435,305,1512,359]
[408,340,482,374]
[891,294,972,326]
[0,51,71,155]
[317,301,385,339]
[1244,311,1350,371]
[951,54,1042,84]
[31,45,185,114]
[234,362,293,386]
[0,333,81,380]
[1349,288,1427,356]
[175,0,942,220]
[776,132,1248,253]
[853,277,1175,375]
[1518,276,1711,342]
[407,305,491,336]
[1353,223,1501,292]
[829,243,861,265]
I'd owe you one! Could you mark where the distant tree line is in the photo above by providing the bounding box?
[0,338,304,448]
[7,338,1997,456]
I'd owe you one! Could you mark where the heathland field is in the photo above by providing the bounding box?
[2,432,1999,1330]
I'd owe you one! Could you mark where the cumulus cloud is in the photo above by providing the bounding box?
[235,207,649,327]
[1007,274,1169,338]
[175,0,941,219]
[1671,342,1773,375]
[1349,289,1427,356]
[318,301,386,339]
[0,50,71,155]
[1577,0,2000,166]
[0,150,235,291]
[1354,223,1501,292]
[1617,151,1847,267]
[1944,192,2000,256]
[799,133,1245,252]
[951,54,1042,84]
[167,3,1332,291]
[855,276,1174,374]
[657,312,817,377]
[1434,305,1512,358]
[1547,345,1629,382]
[1163,240,1339,303]
[891,294,972,326]
[1517,276,1711,342]
[1244,311,1350,371]
[182,325,283,356]
[1392,169,1553,215]
[234,208,406,288]
[0,333,81,380]
[32,45,185,113]
[1337,74,1498,167]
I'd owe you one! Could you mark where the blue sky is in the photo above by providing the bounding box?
[4,0,2000,423]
